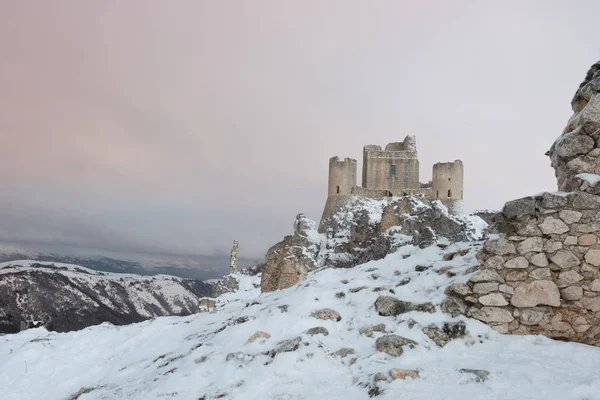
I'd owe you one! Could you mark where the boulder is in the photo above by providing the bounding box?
[374,296,435,316]
[389,369,420,380]
[212,275,239,298]
[375,335,417,357]
[310,308,341,321]
[305,327,329,336]
[422,325,450,347]
[247,331,271,343]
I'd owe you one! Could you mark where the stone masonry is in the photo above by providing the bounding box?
[323,136,464,224]
[444,61,600,346]
[229,240,239,274]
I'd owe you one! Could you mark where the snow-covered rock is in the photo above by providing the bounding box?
[262,196,486,292]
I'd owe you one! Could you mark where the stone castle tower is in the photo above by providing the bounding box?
[325,135,464,214]
[362,136,419,195]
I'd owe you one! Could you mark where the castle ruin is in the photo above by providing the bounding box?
[324,135,464,217]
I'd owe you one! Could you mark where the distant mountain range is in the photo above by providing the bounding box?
[0,241,261,280]
[0,260,214,333]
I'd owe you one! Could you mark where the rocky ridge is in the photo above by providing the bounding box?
[261,196,486,292]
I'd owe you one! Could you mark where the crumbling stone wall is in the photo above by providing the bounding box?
[445,192,600,345]
[444,62,600,346]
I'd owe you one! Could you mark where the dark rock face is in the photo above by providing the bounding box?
[0,263,211,333]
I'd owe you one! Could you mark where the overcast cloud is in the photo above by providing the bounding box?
[1,1,599,260]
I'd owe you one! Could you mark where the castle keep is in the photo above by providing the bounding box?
[325,135,464,214]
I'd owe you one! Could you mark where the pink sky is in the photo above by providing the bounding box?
[1,1,599,259]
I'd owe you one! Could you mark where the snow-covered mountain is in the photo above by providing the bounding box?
[2,240,599,400]
[0,261,212,333]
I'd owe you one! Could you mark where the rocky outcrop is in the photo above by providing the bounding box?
[211,275,239,298]
[261,198,485,292]
[260,214,320,292]
[548,61,600,192]
[0,262,212,333]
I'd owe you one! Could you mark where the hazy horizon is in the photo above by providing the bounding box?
[2,1,600,261]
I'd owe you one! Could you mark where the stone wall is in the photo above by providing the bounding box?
[445,192,600,345]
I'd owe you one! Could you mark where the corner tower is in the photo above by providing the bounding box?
[432,160,464,213]
[328,157,357,196]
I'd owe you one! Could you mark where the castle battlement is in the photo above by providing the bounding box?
[324,135,464,214]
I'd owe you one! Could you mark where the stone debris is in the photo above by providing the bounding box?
[375,335,417,357]
[389,368,420,380]
[374,296,435,316]
[247,331,271,343]
[305,327,329,336]
[310,308,342,322]
[330,348,356,358]
[458,369,490,383]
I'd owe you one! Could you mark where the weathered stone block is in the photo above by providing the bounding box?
[484,255,505,269]
[517,237,543,254]
[561,286,584,301]
[578,234,597,246]
[581,296,600,312]
[584,248,600,266]
[511,281,561,307]
[470,269,505,283]
[505,256,529,269]
[554,133,595,158]
[530,253,549,267]
[550,250,581,269]
[539,216,570,235]
[565,236,578,245]
[483,238,516,255]
[590,279,600,291]
[478,293,508,306]
[520,309,545,325]
[557,270,584,287]
[530,268,551,280]
[472,282,499,294]
[559,210,583,224]
[506,270,528,281]
[498,284,514,294]
[470,307,514,323]
[544,240,563,253]
[502,197,536,219]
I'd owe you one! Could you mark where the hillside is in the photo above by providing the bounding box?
[0,261,212,333]
[2,240,599,400]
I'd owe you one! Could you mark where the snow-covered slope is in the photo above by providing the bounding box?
[0,261,212,333]
[2,243,600,400]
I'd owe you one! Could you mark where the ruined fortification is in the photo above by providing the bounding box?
[322,136,464,224]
